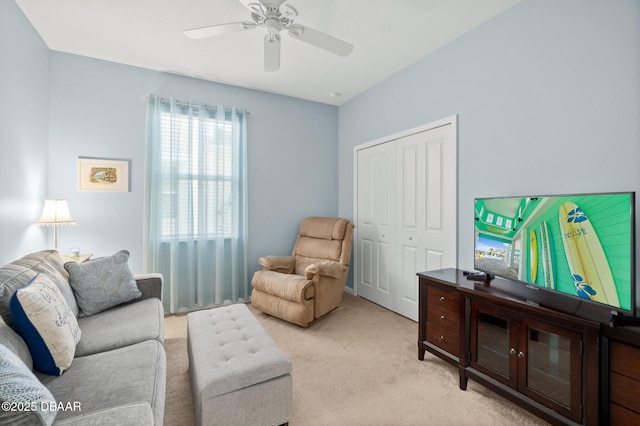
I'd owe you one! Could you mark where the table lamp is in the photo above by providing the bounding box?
[36,199,76,251]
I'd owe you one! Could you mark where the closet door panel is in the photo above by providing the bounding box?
[424,127,457,269]
[356,143,395,310]
[396,132,426,320]
[396,126,456,321]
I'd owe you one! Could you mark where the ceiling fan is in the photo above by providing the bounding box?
[184,0,354,72]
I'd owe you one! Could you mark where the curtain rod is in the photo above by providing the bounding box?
[141,96,250,115]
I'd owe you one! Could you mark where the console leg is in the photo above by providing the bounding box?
[459,367,468,391]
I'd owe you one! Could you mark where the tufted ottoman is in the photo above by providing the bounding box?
[187,303,292,426]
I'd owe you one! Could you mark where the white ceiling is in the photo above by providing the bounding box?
[16,0,521,106]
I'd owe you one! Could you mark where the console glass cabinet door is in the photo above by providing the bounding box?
[470,301,583,423]
[470,302,518,387]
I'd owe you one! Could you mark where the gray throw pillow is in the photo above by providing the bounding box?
[65,250,141,316]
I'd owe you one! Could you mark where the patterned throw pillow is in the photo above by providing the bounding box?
[0,343,57,425]
[0,250,81,331]
[64,250,141,316]
[9,274,81,376]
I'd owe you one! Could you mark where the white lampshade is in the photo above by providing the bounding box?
[36,199,76,250]
[36,199,76,225]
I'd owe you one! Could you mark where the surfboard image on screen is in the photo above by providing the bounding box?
[539,221,555,289]
[529,229,538,283]
[558,202,619,307]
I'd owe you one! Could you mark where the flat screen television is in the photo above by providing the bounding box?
[474,192,636,320]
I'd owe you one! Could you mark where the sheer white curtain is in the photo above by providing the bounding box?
[144,95,248,313]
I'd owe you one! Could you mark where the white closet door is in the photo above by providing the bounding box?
[395,125,457,321]
[354,116,457,321]
[356,142,395,310]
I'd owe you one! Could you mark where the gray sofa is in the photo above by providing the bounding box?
[0,250,166,425]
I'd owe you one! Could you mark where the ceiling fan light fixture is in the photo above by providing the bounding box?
[264,17,281,34]
[266,33,280,43]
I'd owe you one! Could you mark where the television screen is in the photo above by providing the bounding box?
[474,192,635,312]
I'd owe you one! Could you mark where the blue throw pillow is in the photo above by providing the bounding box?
[64,250,141,316]
[0,343,57,425]
[9,274,81,376]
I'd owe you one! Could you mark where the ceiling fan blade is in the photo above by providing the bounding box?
[264,34,281,72]
[184,22,256,39]
[288,24,353,57]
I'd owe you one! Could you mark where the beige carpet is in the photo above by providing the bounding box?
[163,293,549,425]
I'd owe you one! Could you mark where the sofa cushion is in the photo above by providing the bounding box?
[9,274,81,376]
[0,250,79,330]
[0,315,32,371]
[52,402,154,425]
[0,343,57,426]
[65,250,141,316]
[75,297,164,357]
[28,251,80,318]
[37,340,166,425]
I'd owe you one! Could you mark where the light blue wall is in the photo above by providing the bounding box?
[1,1,339,287]
[0,0,50,265]
[47,52,339,275]
[338,0,640,278]
[4,0,639,295]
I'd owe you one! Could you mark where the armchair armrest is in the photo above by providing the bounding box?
[258,256,295,274]
[134,273,164,301]
[305,260,346,280]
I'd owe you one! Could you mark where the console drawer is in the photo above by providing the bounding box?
[609,339,640,424]
[611,403,640,425]
[610,371,640,413]
[427,304,460,332]
[426,322,460,357]
[427,286,460,314]
[610,340,640,380]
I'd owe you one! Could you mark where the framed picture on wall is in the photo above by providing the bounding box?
[77,157,130,192]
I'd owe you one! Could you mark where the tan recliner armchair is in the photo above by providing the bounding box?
[250,217,355,327]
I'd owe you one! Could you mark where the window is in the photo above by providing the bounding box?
[144,95,248,313]
[158,109,239,239]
